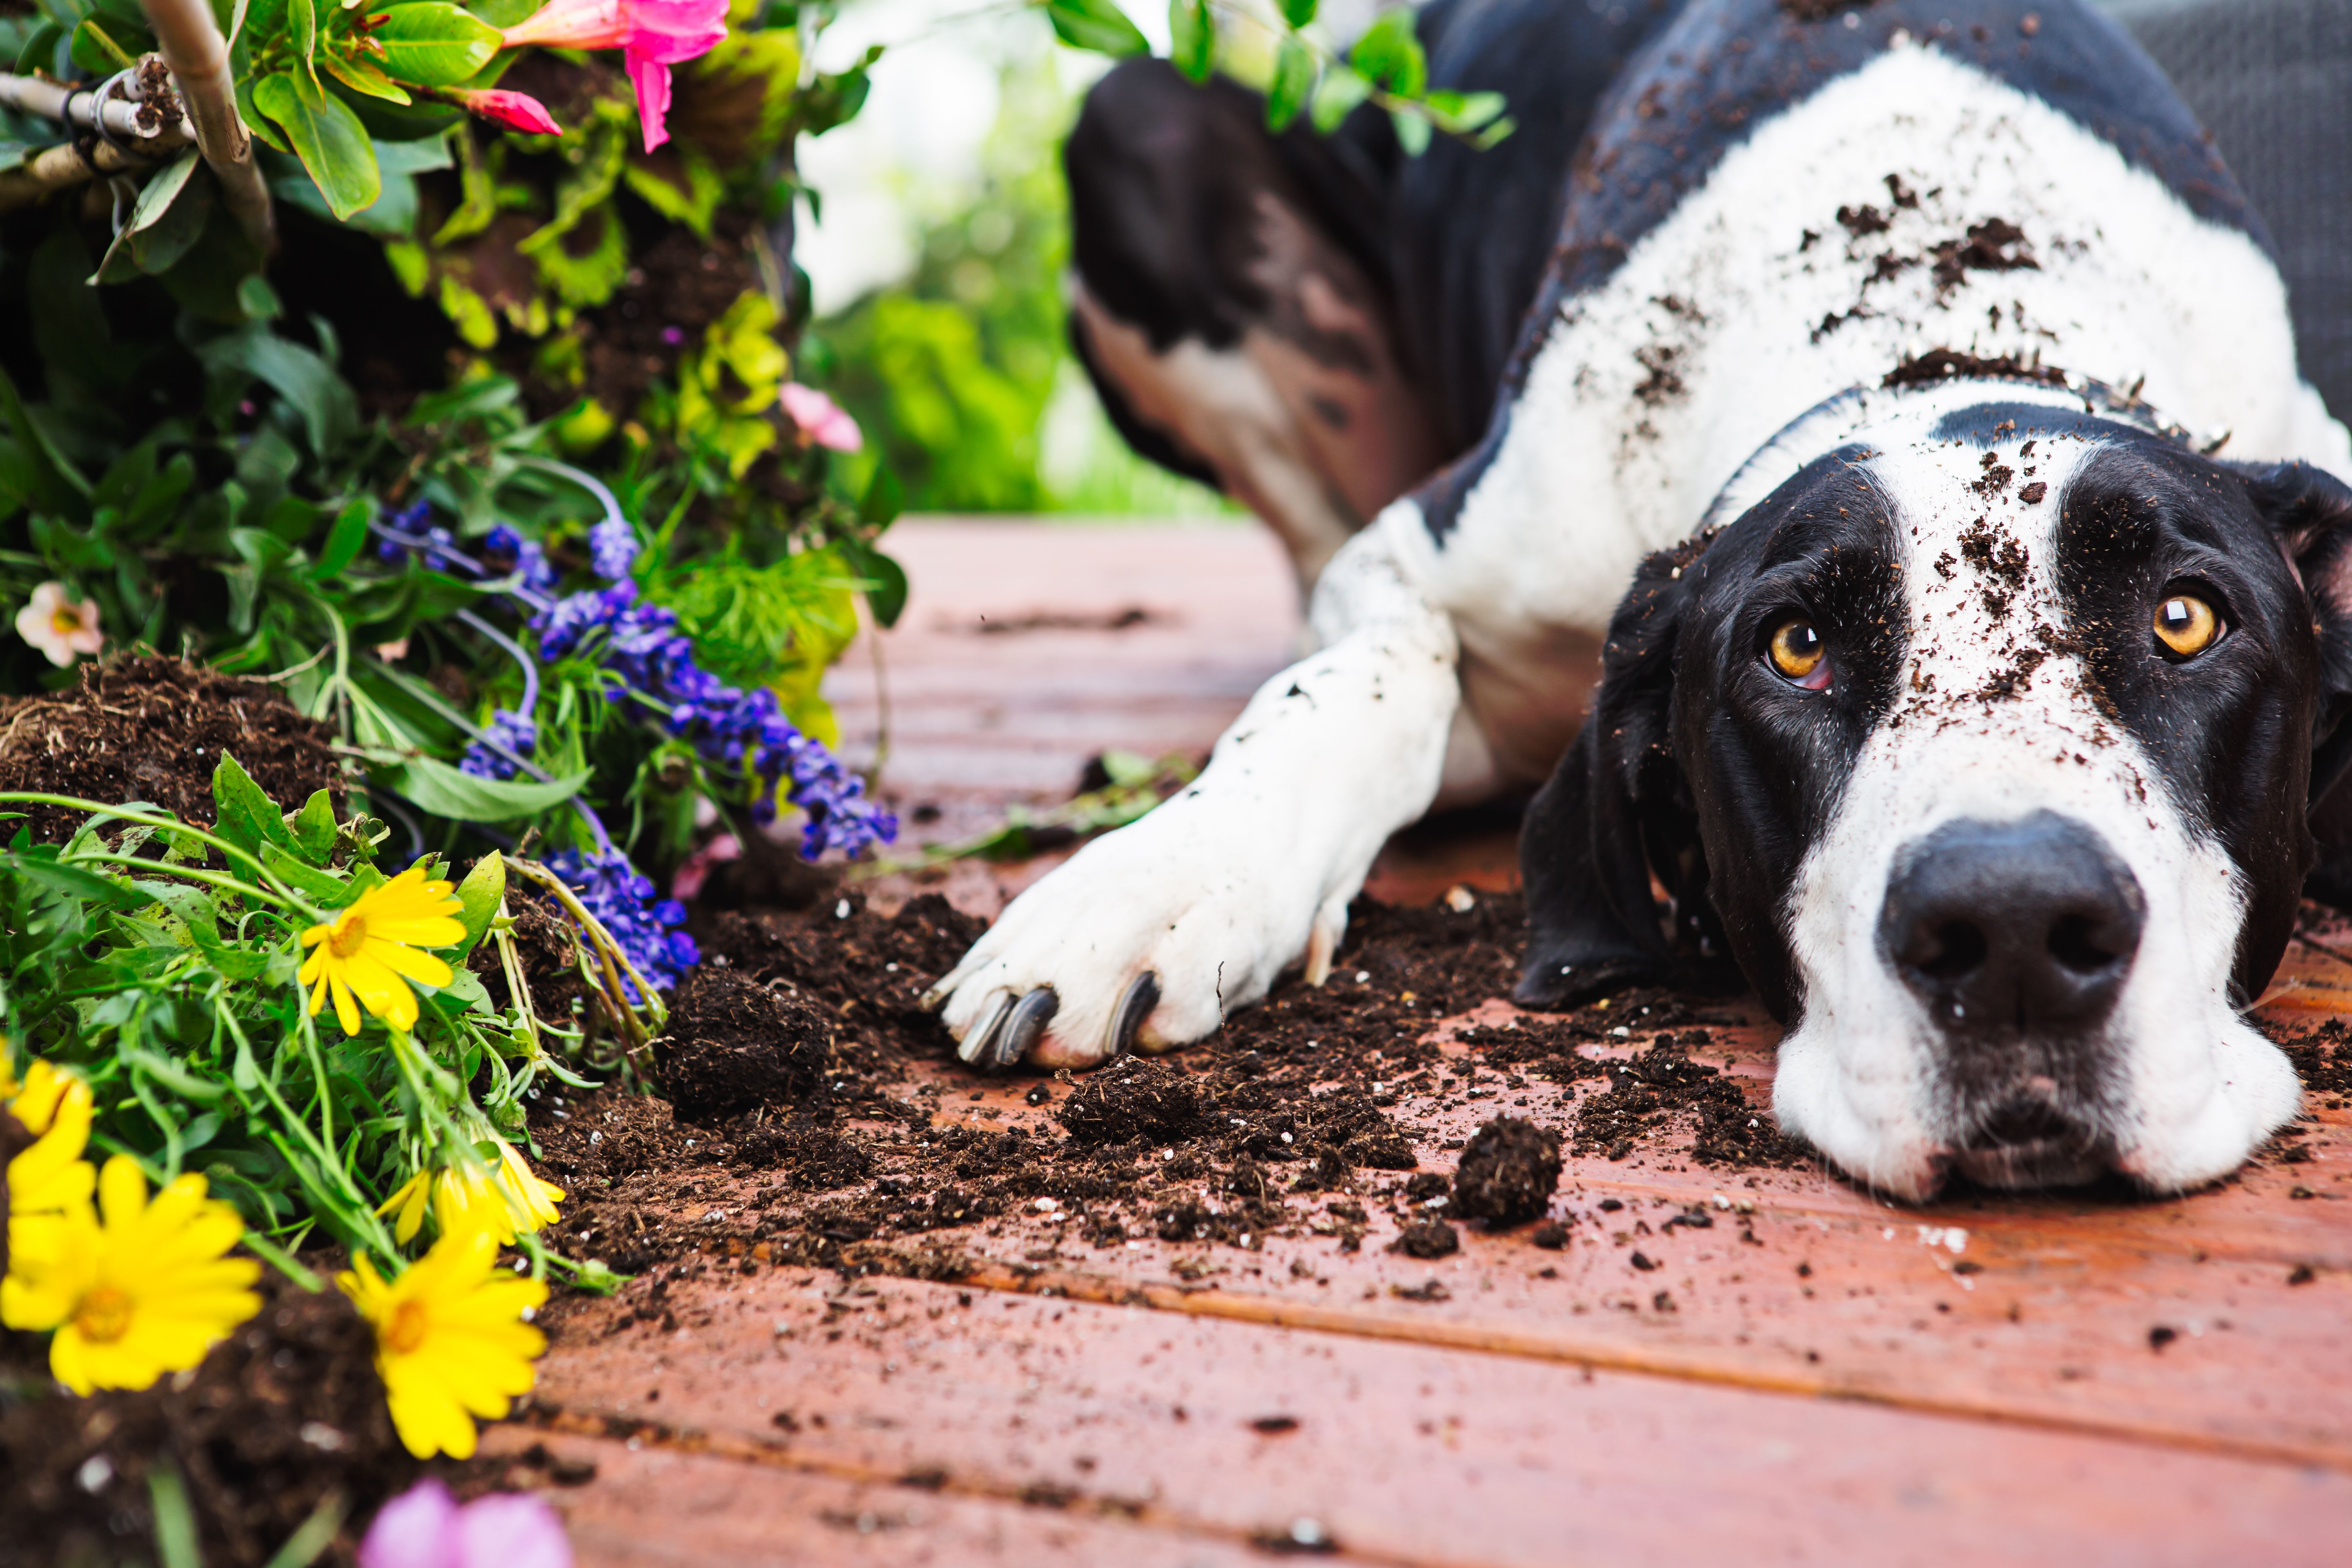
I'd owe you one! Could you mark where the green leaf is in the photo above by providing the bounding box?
[1310,63,1372,132]
[1277,0,1316,27]
[321,50,412,104]
[370,2,502,86]
[1168,0,1212,80]
[93,152,216,283]
[212,751,296,857]
[1421,88,1506,132]
[261,841,353,904]
[364,755,592,822]
[290,788,339,863]
[15,21,62,75]
[1044,0,1147,57]
[193,323,361,457]
[1391,106,1431,156]
[1349,7,1425,97]
[253,71,380,221]
[289,0,318,87]
[453,853,504,956]
[70,18,136,72]
[1267,35,1315,131]
[311,496,371,580]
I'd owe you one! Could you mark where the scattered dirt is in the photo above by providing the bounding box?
[1451,1118,1562,1228]
[1572,1029,1813,1169]
[1883,348,2069,392]
[0,656,344,843]
[0,1271,420,1568]
[1058,1057,1215,1146]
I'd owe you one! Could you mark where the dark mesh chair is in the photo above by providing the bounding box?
[2107,0,2352,422]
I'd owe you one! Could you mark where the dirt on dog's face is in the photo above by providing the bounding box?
[1519,393,2352,1199]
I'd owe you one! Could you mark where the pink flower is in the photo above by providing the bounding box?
[15,581,102,667]
[358,1479,572,1568]
[499,0,728,152]
[446,88,563,137]
[669,832,741,901]
[779,383,863,453]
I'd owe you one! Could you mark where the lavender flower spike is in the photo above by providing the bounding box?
[543,845,698,999]
[460,709,540,780]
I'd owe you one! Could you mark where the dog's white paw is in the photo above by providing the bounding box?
[921,797,1342,1071]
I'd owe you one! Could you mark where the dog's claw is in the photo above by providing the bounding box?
[958,990,1014,1065]
[992,988,1059,1072]
[1106,972,1160,1060]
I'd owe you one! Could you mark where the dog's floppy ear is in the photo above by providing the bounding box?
[1514,535,1734,1008]
[2241,461,2352,902]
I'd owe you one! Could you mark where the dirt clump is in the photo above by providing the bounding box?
[1451,1117,1562,1227]
[0,1272,419,1568]
[1058,1056,1215,1146]
[1393,1219,1459,1259]
[657,966,838,1124]
[0,656,344,842]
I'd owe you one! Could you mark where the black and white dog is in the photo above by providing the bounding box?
[924,0,2352,1199]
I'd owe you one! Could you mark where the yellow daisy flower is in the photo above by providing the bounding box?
[297,866,468,1036]
[376,1137,565,1246]
[7,1059,98,1232]
[0,1155,261,1394]
[339,1222,548,1459]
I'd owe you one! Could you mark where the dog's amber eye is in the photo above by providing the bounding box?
[2153,593,2221,660]
[1767,619,1829,688]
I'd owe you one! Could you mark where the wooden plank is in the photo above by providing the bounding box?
[477,1427,1325,1567]
[518,1272,2352,1568]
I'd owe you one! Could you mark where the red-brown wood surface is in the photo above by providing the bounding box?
[510,522,2352,1565]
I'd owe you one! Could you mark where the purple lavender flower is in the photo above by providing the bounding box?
[459,708,539,780]
[526,582,896,861]
[358,1478,570,1568]
[588,514,639,582]
[481,525,557,595]
[543,845,698,998]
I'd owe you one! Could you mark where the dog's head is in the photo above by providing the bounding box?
[1518,385,2352,1198]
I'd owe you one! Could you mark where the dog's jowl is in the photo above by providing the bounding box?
[927,0,2352,1197]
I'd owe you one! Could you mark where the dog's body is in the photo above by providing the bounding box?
[927,0,2352,1197]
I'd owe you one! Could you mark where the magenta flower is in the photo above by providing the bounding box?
[358,1479,572,1568]
[779,383,863,453]
[499,0,728,152]
[446,87,563,137]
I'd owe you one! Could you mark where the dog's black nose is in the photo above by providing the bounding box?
[1879,812,2145,1032]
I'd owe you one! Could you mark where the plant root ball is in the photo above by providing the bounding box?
[657,967,837,1124]
[1056,1056,1213,1146]
[1451,1116,1563,1227]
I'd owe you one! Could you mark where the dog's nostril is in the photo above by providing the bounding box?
[1912,920,1988,980]
[2047,912,2125,975]
[1879,811,2146,1033]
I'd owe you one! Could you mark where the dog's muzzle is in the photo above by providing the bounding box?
[1879,811,2147,1187]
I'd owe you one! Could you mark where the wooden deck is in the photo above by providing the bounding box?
[504,519,2352,1566]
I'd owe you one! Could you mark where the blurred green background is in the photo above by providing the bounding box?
[790,6,1237,518]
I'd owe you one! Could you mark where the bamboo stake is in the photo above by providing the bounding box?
[138,0,272,255]
[0,136,180,213]
[0,68,175,144]
[0,60,192,213]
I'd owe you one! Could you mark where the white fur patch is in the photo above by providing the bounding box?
[927,526,1462,1066]
[1769,423,2302,1197]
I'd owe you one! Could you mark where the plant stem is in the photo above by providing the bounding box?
[138,0,273,256]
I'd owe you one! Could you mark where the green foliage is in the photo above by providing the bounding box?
[0,769,653,1276]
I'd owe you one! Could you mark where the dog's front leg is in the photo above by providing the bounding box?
[923,525,1462,1069]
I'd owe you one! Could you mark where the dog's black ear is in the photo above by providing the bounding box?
[2242,461,2352,902]
[1515,537,1735,1009]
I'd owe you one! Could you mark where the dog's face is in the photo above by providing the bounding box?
[1518,392,2352,1198]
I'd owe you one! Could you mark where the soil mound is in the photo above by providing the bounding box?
[1451,1117,1562,1226]
[658,966,839,1123]
[0,656,343,840]
[1057,1056,1215,1146]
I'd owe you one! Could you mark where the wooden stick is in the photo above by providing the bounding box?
[0,69,174,144]
[0,136,176,213]
[138,0,272,256]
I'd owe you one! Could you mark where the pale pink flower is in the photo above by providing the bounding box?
[446,87,563,137]
[358,1479,572,1568]
[15,581,102,667]
[779,383,863,453]
[499,0,728,152]
[669,832,741,901]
